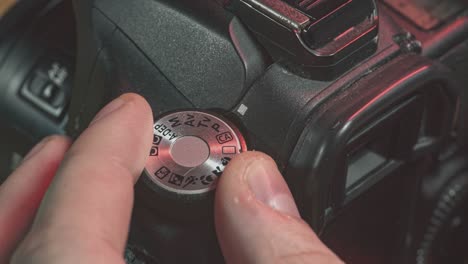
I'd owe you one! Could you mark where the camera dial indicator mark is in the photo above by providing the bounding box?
[145,111,247,195]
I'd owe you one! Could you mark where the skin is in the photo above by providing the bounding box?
[0,93,343,263]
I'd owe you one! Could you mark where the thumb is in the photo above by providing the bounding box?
[215,151,343,264]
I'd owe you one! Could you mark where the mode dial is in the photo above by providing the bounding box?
[145,111,247,195]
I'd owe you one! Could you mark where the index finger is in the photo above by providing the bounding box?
[14,94,153,262]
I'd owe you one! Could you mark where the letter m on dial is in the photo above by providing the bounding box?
[168,117,182,127]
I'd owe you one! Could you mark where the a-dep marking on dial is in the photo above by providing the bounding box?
[145,111,247,195]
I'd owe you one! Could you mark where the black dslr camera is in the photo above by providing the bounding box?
[1,0,468,263]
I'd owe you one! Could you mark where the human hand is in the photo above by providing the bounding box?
[0,93,153,263]
[0,94,342,263]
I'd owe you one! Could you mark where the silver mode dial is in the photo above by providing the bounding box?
[145,111,246,195]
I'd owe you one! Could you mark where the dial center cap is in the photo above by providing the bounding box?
[170,136,210,168]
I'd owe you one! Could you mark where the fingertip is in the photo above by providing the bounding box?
[119,92,150,106]
[22,135,71,165]
[215,151,342,264]
[90,93,153,128]
[217,151,299,217]
[72,93,154,179]
[120,93,154,121]
[225,151,274,167]
[117,93,154,153]
[43,135,72,151]
[215,151,265,219]
[115,93,154,176]
[216,151,273,195]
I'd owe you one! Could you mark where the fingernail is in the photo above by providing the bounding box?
[23,136,54,162]
[89,94,132,126]
[245,158,300,217]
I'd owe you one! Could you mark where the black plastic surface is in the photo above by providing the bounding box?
[439,38,468,146]
[94,0,249,109]
[0,1,75,143]
[68,0,269,136]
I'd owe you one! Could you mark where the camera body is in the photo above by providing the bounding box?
[67,0,468,263]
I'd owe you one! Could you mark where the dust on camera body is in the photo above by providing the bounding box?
[67,0,468,263]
